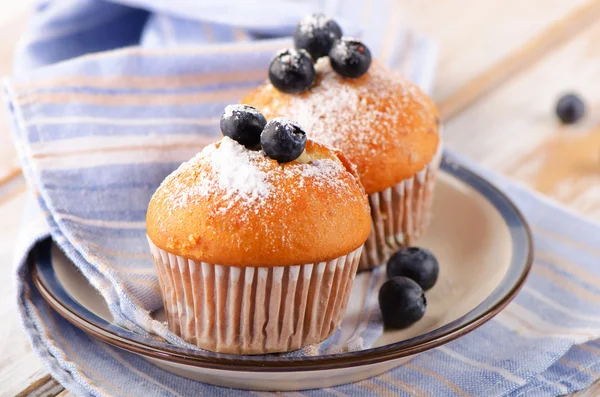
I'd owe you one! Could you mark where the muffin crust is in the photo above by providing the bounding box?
[243,59,440,194]
[146,138,371,266]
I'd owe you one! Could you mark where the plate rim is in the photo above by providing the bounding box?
[32,156,534,372]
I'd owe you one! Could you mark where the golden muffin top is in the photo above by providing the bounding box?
[146,137,371,267]
[243,58,440,194]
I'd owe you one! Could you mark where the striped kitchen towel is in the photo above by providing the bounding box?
[8,0,600,396]
[8,0,435,354]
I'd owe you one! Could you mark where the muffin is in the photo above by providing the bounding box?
[243,23,441,271]
[146,114,371,354]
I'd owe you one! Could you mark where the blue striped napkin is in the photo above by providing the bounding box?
[8,1,600,396]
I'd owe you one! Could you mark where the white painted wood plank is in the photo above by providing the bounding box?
[0,6,30,182]
[444,16,600,222]
[573,380,600,396]
[16,376,63,397]
[397,0,592,102]
[0,189,52,397]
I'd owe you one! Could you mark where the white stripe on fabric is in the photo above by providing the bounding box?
[501,304,598,342]
[34,146,206,170]
[377,372,432,397]
[84,246,152,261]
[560,356,599,376]
[37,303,125,396]
[65,36,292,61]
[318,388,352,397]
[494,313,566,340]
[29,133,216,157]
[519,357,600,397]
[157,14,176,45]
[532,374,569,396]
[524,286,600,323]
[24,116,219,127]
[535,226,600,257]
[17,87,255,106]
[404,362,472,397]
[533,265,600,305]
[13,69,268,91]
[100,343,187,397]
[438,347,527,386]
[537,251,600,288]
[56,213,146,229]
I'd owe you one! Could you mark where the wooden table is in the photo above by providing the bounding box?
[2,1,600,396]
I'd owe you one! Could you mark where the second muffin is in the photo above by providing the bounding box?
[244,58,441,271]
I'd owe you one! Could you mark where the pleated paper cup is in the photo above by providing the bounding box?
[359,144,442,271]
[148,238,363,355]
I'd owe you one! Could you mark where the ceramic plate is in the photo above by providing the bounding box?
[32,157,533,391]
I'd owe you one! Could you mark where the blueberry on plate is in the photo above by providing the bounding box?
[329,38,371,78]
[261,118,307,162]
[220,104,267,147]
[387,247,439,291]
[379,277,426,329]
[556,93,585,124]
[268,49,316,94]
[293,13,343,60]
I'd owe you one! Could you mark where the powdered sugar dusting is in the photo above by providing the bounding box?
[258,58,435,160]
[334,36,360,58]
[161,137,272,214]
[206,137,271,200]
[277,49,295,65]
[156,137,364,231]
[297,13,338,40]
[223,104,236,119]
[292,159,345,189]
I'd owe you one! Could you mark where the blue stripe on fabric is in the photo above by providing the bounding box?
[14,38,291,82]
[18,103,246,121]
[19,2,149,71]
[53,209,149,222]
[69,225,147,240]
[536,259,600,297]
[392,362,467,397]
[16,78,267,95]
[26,125,221,142]
[42,162,178,190]
[519,289,600,326]
[536,238,600,277]
[525,273,600,315]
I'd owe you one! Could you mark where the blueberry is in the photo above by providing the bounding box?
[556,93,585,124]
[261,118,307,162]
[220,104,267,147]
[268,49,316,94]
[387,247,439,291]
[329,38,371,78]
[293,13,343,60]
[379,277,426,329]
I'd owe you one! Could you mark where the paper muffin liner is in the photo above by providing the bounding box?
[147,238,363,355]
[359,144,443,271]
